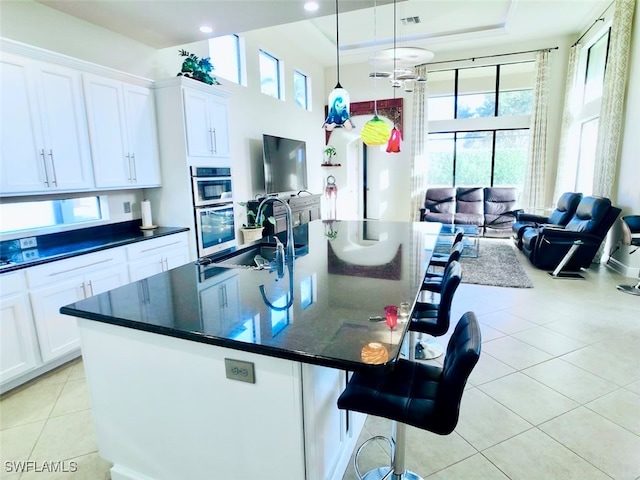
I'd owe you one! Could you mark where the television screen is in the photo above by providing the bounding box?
[263,134,308,194]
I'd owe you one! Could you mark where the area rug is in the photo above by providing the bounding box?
[458,239,534,288]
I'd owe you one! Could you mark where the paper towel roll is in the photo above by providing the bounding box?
[141,200,153,227]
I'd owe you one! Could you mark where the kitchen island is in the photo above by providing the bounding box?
[60,220,441,480]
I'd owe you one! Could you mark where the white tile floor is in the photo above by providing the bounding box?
[1,249,639,480]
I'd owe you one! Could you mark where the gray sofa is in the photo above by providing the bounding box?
[419,187,519,236]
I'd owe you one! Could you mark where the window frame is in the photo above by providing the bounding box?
[258,49,283,100]
[293,69,310,110]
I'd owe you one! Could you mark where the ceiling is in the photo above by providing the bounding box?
[36,0,611,67]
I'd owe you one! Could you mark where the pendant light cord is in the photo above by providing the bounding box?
[335,0,340,85]
[373,0,378,115]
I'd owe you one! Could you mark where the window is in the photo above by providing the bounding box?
[426,61,534,189]
[259,50,282,99]
[563,24,611,195]
[208,34,243,85]
[427,129,529,188]
[0,196,107,235]
[583,32,610,105]
[293,70,309,110]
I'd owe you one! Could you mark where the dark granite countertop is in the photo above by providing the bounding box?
[60,220,442,371]
[0,221,190,273]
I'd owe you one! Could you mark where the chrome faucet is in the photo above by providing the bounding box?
[256,197,295,263]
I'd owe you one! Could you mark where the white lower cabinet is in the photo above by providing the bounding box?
[0,271,39,385]
[127,232,190,281]
[27,250,129,363]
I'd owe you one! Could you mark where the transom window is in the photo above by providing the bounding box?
[293,70,310,110]
[259,49,282,99]
[208,34,244,85]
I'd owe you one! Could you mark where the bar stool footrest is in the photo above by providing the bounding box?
[361,467,425,480]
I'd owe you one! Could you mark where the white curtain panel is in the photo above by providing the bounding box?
[593,0,636,198]
[521,50,551,212]
[553,44,582,200]
[410,64,429,221]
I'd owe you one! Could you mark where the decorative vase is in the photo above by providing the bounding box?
[241,227,264,243]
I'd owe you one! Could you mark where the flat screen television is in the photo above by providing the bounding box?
[263,134,308,195]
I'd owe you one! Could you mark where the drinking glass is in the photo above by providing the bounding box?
[384,305,398,330]
[398,302,411,321]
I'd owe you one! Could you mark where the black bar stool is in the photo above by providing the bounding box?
[338,312,482,480]
[412,261,461,359]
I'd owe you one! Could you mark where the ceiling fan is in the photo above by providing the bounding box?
[369,47,434,91]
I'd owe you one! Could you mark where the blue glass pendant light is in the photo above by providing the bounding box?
[323,0,354,131]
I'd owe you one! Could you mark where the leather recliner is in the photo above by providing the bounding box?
[512,192,583,249]
[521,196,621,271]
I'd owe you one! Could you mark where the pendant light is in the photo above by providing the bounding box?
[386,0,402,153]
[323,0,354,131]
[361,0,391,146]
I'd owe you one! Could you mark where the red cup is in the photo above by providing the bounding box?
[384,305,398,330]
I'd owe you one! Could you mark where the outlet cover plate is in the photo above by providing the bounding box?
[224,358,255,384]
[19,237,37,249]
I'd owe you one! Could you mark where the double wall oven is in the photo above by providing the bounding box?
[191,166,236,258]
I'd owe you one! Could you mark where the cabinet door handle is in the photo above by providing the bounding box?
[86,280,94,297]
[40,149,50,187]
[222,284,227,307]
[125,154,132,182]
[208,128,214,153]
[48,150,58,186]
[130,153,137,182]
[212,128,217,154]
[81,283,87,298]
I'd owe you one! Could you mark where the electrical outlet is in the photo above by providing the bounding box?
[224,358,255,384]
[19,237,37,249]
[22,249,39,261]
[123,201,131,214]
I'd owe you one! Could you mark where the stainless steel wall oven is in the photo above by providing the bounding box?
[191,167,236,257]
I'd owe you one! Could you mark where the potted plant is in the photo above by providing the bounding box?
[238,202,275,243]
[177,49,221,85]
[323,145,337,165]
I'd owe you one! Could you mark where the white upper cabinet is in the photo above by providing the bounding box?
[183,87,230,162]
[0,54,94,195]
[83,73,161,189]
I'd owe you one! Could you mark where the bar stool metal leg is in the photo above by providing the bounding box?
[354,421,424,480]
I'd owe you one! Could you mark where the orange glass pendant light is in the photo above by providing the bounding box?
[386,126,402,152]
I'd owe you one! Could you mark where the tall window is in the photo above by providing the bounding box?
[259,50,282,99]
[571,29,611,194]
[426,61,534,189]
[208,34,243,85]
[293,70,309,110]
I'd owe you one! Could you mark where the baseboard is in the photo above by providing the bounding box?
[606,256,640,279]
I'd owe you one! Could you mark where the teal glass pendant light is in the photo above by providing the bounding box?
[323,0,354,131]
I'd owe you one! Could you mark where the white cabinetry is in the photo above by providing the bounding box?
[27,249,128,362]
[0,271,39,384]
[83,73,161,189]
[183,87,230,161]
[126,232,190,281]
[0,53,94,195]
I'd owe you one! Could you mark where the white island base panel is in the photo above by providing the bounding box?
[78,319,366,480]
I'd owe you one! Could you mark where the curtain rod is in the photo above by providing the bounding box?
[572,1,613,48]
[419,46,558,67]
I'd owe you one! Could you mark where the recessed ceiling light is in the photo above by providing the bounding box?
[304,1,319,12]
[199,26,213,34]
